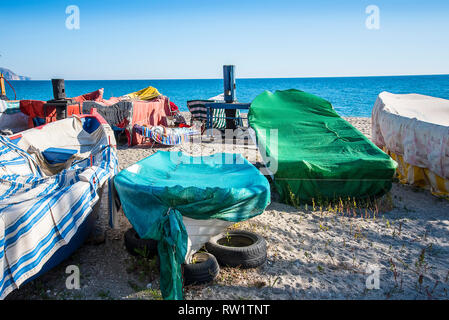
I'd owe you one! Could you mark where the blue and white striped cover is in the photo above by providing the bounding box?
[0,135,118,299]
[134,125,200,146]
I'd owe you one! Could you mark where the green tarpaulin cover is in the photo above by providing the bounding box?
[114,151,270,300]
[248,89,397,204]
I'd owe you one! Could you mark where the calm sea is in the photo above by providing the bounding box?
[7,75,449,117]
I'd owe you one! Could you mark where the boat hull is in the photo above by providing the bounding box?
[183,216,233,263]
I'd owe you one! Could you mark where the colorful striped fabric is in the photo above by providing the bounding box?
[0,130,118,299]
[187,100,226,128]
[134,125,200,146]
[187,97,243,130]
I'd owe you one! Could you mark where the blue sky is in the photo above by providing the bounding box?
[1,0,448,79]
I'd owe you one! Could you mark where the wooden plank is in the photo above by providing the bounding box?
[204,103,250,110]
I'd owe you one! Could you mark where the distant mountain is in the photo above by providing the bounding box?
[0,67,31,80]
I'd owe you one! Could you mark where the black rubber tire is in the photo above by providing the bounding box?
[205,230,267,268]
[124,228,158,258]
[182,252,220,286]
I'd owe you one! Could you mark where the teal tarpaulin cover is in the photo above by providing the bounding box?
[114,151,270,300]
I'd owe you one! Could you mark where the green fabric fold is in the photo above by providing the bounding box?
[157,208,187,300]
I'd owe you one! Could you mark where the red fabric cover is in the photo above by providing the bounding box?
[20,100,83,128]
[94,96,122,106]
[20,89,105,128]
[169,101,179,113]
[72,88,104,103]
[20,100,45,128]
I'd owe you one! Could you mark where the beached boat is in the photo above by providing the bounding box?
[249,89,398,204]
[372,92,449,197]
[83,86,182,146]
[0,111,118,299]
[182,217,234,262]
[114,151,270,299]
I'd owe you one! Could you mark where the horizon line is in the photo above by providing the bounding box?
[11,73,449,81]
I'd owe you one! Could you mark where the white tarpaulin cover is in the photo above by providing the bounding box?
[372,91,449,180]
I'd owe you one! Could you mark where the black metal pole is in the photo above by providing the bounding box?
[223,65,237,129]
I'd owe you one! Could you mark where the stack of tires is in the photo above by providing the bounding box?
[124,228,267,286]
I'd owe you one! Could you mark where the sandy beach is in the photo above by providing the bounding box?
[6,115,449,300]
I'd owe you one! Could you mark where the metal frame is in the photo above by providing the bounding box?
[204,102,250,131]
